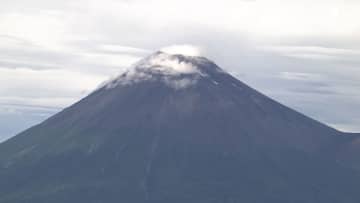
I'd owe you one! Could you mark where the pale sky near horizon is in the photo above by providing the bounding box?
[0,0,360,141]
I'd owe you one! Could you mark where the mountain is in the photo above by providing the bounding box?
[0,51,359,203]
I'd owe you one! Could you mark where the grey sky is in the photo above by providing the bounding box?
[0,0,359,141]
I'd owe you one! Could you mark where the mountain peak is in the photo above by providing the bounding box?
[137,51,218,74]
[103,51,223,90]
[137,51,203,74]
[2,48,359,203]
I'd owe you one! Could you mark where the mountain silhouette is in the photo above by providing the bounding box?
[0,52,359,203]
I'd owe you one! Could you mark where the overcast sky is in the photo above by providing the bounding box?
[1,0,360,141]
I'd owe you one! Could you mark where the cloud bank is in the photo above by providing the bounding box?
[0,0,360,141]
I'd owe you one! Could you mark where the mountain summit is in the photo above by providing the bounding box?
[103,51,222,89]
[0,52,359,203]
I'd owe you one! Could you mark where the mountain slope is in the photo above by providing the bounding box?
[0,52,359,203]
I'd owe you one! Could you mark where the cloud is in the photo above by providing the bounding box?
[144,52,200,74]
[161,45,203,56]
[262,46,360,61]
[279,72,325,81]
[0,67,107,117]
[97,44,151,55]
